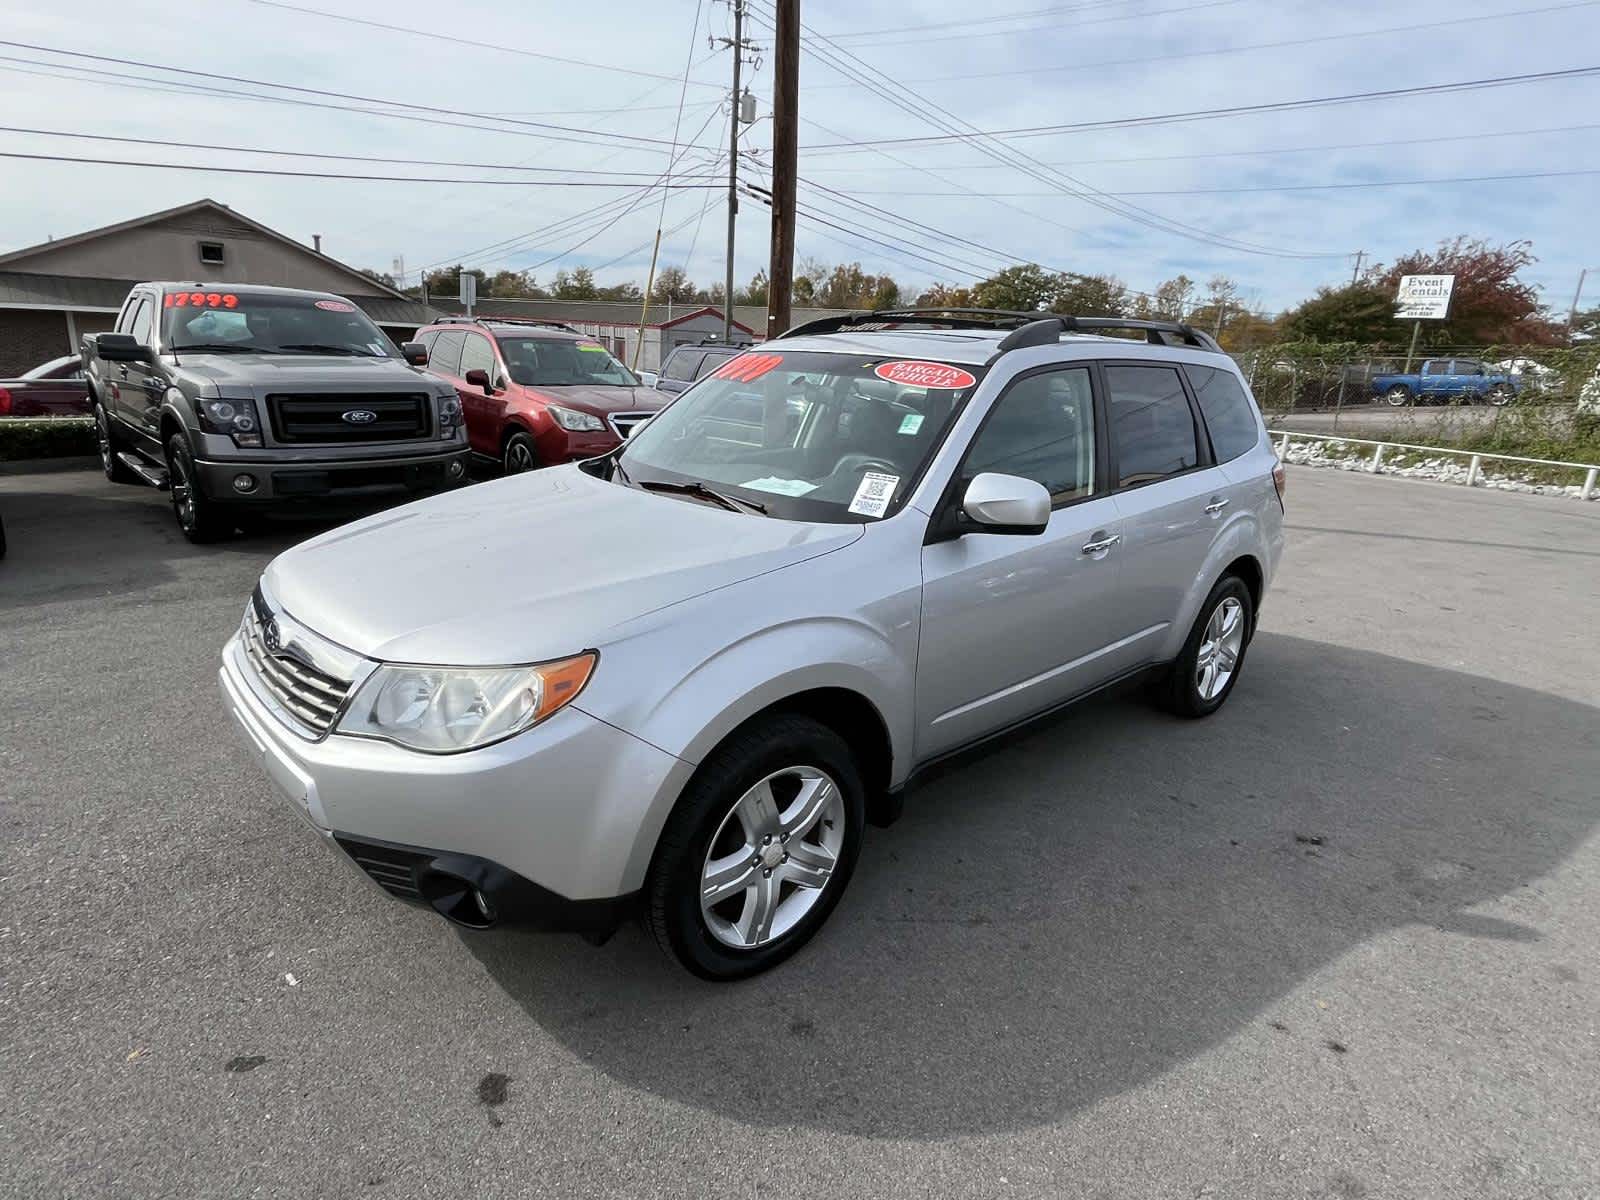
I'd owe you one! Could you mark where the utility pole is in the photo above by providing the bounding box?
[1566,267,1589,343]
[718,0,748,345]
[766,0,799,338]
[1350,250,1366,287]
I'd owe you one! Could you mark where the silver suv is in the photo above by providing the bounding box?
[219,311,1285,979]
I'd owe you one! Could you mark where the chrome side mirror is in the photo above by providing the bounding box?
[961,472,1050,534]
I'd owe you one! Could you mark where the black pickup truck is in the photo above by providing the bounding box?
[83,282,469,541]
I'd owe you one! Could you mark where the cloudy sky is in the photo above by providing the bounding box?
[1,0,1596,314]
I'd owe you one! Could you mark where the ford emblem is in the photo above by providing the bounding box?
[342,409,378,424]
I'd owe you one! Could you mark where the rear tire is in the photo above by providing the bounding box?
[94,400,137,484]
[1383,385,1412,407]
[1152,575,1254,718]
[1488,385,1514,407]
[645,714,865,980]
[164,434,233,544]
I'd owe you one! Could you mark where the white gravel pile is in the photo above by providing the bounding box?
[1279,439,1597,501]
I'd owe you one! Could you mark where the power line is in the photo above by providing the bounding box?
[0,40,689,149]
[845,166,1600,197]
[826,0,1140,40]
[0,149,724,188]
[820,0,1247,48]
[244,0,725,89]
[0,124,726,177]
[802,65,1600,152]
[797,122,1600,172]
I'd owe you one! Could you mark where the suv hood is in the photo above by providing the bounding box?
[263,466,861,665]
[172,353,438,390]
[524,384,663,415]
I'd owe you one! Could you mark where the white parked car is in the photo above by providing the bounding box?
[220,311,1286,978]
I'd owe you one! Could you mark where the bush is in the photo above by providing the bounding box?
[0,417,96,461]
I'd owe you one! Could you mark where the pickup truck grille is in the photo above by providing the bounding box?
[607,411,654,440]
[267,393,431,444]
[241,605,352,734]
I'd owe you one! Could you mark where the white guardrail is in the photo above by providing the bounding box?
[1270,429,1599,501]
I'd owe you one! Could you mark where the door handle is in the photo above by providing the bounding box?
[1081,533,1120,555]
[1204,497,1230,514]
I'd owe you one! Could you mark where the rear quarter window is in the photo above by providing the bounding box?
[663,349,704,382]
[1183,364,1262,463]
[694,351,739,380]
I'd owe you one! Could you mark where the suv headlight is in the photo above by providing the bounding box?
[189,391,263,448]
[547,404,605,432]
[336,653,596,753]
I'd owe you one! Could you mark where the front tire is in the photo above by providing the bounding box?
[1384,385,1413,407]
[502,431,539,475]
[645,714,865,980]
[164,434,233,543]
[1153,575,1254,718]
[1488,385,1514,407]
[94,401,137,484]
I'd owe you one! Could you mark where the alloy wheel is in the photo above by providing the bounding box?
[505,439,535,473]
[95,406,112,472]
[169,446,195,531]
[699,765,845,950]
[1195,597,1246,701]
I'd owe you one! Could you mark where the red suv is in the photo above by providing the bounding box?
[413,317,663,473]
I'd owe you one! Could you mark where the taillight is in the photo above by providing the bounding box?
[0,387,11,415]
[1272,463,1286,508]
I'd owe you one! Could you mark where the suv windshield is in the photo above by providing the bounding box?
[616,349,984,523]
[161,291,394,356]
[498,337,639,387]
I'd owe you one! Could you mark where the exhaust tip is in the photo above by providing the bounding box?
[418,869,496,929]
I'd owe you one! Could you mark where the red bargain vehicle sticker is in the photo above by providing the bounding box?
[165,292,239,309]
[712,352,784,383]
[874,360,977,390]
[314,299,356,312]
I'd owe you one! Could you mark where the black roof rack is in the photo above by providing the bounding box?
[433,315,580,334]
[776,307,1222,354]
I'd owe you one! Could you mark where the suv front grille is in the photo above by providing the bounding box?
[240,605,352,734]
[267,393,431,444]
[333,836,426,901]
[608,411,654,440]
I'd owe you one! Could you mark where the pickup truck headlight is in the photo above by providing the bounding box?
[193,394,263,448]
[336,653,596,753]
[547,404,605,433]
[438,394,463,440]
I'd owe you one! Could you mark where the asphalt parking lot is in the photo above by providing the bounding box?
[2,463,1597,1199]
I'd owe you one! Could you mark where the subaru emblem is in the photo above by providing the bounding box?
[342,409,378,424]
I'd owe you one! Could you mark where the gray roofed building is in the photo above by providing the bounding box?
[0,199,435,376]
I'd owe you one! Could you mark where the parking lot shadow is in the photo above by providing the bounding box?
[468,632,1598,1141]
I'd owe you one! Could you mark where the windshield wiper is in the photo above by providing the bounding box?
[636,478,767,515]
[278,344,379,357]
[167,343,270,354]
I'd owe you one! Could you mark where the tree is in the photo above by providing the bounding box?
[651,266,698,304]
[485,269,545,299]
[359,267,397,289]
[916,282,975,308]
[1146,274,1195,320]
[1280,283,1397,344]
[973,264,1057,311]
[812,262,903,309]
[1374,238,1558,347]
[596,281,642,301]
[551,267,599,300]
[791,256,829,306]
[422,264,486,300]
[1053,273,1128,316]
[735,270,769,307]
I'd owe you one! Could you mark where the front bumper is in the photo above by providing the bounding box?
[194,447,471,504]
[218,632,693,916]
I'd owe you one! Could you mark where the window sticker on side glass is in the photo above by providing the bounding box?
[897,413,924,435]
[847,471,899,517]
[741,476,819,497]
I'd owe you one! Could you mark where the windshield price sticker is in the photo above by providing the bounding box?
[578,343,608,353]
[165,292,239,309]
[711,352,784,383]
[848,471,900,518]
[874,360,977,390]
[314,299,356,312]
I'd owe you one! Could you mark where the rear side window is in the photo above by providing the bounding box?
[1423,361,1450,376]
[417,329,442,353]
[695,351,737,380]
[1105,365,1199,487]
[459,332,496,377]
[663,350,703,382]
[430,330,466,376]
[1184,365,1260,463]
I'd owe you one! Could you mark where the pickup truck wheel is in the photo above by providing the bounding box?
[94,401,137,484]
[1488,384,1514,407]
[645,714,865,980]
[502,431,539,475]
[1152,575,1254,719]
[164,434,232,543]
[1383,385,1413,407]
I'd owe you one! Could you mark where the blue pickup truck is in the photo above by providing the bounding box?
[1370,358,1519,407]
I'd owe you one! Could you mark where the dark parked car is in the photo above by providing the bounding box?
[413,317,663,473]
[0,355,91,417]
[83,282,469,542]
[648,341,747,396]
